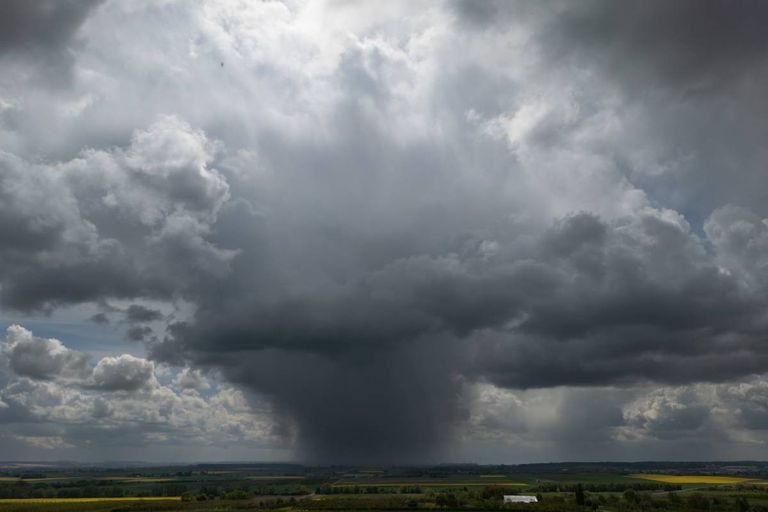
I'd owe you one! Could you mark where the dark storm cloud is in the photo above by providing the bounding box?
[89,312,109,325]
[9,108,768,461]
[0,1,102,54]
[199,341,468,464]
[163,208,768,398]
[543,0,768,226]
[453,0,768,223]
[451,1,506,27]
[0,0,103,84]
[4,0,768,462]
[543,0,768,90]
[126,325,153,343]
[454,0,768,90]
[125,305,163,323]
[145,204,768,462]
[471,211,768,389]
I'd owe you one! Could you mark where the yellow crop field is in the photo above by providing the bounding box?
[0,497,180,503]
[480,474,506,478]
[18,477,78,482]
[629,474,754,484]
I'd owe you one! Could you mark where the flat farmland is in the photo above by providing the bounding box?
[330,477,529,488]
[0,497,180,512]
[1,463,767,512]
[629,474,766,485]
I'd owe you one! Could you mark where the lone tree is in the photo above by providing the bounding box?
[575,483,586,506]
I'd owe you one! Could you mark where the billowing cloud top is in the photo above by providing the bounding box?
[1,0,768,463]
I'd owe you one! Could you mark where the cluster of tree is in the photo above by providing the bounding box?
[532,482,682,493]
[0,485,125,499]
[146,484,189,497]
[316,485,423,494]
[305,495,426,510]
[115,496,299,512]
[248,484,310,496]
[732,485,768,492]
[587,490,754,512]
[180,493,303,508]
[181,487,306,502]
[478,486,533,499]
[436,489,544,510]
[181,489,252,501]
[436,492,464,508]
[182,486,248,501]
[0,479,189,499]
[0,483,185,499]
[15,473,48,479]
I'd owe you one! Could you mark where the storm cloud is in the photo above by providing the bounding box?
[0,1,102,54]
[0,0,103,87]
[2,0,768,463]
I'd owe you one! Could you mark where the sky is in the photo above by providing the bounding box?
[1,0,768,465]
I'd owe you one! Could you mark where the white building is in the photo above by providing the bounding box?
[504,495,538,504]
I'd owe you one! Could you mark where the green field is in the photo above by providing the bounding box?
[331,481,528,487]
[0,464,766,512]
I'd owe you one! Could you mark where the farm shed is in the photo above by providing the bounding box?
[504,495,538,504]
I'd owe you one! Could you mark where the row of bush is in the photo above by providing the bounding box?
[532,482,682,493]
[0,484,187,499]
[316,485,424,494]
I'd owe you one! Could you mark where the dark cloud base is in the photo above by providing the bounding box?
[2,0,768,463]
